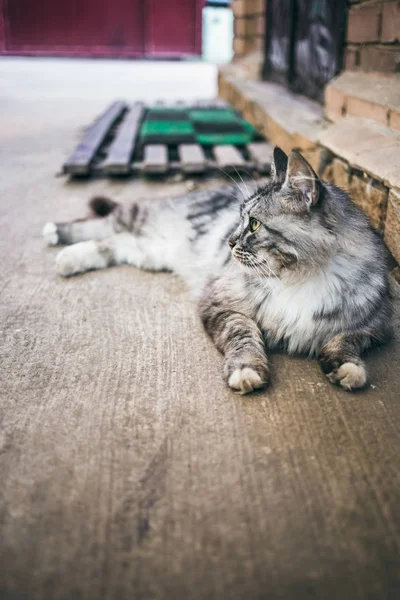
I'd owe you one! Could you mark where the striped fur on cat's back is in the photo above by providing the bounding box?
[43,147,392,394]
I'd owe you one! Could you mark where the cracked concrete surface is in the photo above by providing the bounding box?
[0,58,400,600]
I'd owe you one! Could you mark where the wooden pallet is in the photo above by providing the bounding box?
[62,101,273,178]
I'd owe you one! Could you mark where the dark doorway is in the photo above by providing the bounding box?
[263,0,347,102]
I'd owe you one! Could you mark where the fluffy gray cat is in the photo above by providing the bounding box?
[43,147,391,394]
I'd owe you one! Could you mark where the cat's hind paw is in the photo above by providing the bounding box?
[326,362,367,391]
[228,367,268,395]
[42,222,59,246]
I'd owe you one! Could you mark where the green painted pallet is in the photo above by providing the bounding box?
[62,100,273,177]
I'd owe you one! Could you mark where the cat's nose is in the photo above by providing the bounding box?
[228,239,236,249]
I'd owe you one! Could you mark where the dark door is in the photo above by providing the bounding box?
[0,0,203,58]
[264,0,346,102]
[264,0,294,88]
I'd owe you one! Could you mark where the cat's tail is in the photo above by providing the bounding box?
[89,196,119,217]
[43,196,120,247]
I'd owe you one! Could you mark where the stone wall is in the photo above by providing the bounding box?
[346,0,400,74]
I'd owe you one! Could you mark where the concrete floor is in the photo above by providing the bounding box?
[1,58,400,600]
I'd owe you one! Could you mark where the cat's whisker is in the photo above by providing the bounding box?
[233,167,251,200]
[216,166,247,200]
[250,260,275,292]
[251,261,277,287]
[246,255,270,287]
[258,259,279,279]
[224,190,242,203]
[254,265,269,287]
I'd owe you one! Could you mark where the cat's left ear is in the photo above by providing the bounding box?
[284,151,320,207]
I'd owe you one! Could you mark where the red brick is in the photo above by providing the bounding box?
[232,1,247,18]
[242,97,257,125]
[235,16,261,37]
[234,18,250,37]
[322,158,350,189]
[301,147,324,175]
[236,37,264,56]
[325,85,346,121]
[254,37,265,52]
[344,47,360,70]
[254,0,265,14]
[332,159,351,191]
[347,4,381,43]
[256,14,266,36]
[245,0,265,15]
[359,45,400,73]
[381,1,400,42]
[350,174,388,233]
[248,17,258,37]
[346,96,388,126]
[233,37,254,56]
[390,110,400,131]
[384,188,400,263]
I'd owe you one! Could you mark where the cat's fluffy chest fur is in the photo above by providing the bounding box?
[223,248,385,356]
[256,274,338,354]
[221,267,337,355]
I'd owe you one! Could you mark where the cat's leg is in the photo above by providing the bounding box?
[200,298,269,394]
[42,215,117,246]
[55,232,168,277]
[318,331,375,390]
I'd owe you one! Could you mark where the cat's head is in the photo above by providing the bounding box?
[228,147,336,278]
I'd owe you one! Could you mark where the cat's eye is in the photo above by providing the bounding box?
[249,218,261,232]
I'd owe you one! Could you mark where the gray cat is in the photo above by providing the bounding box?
[43,147,392,394]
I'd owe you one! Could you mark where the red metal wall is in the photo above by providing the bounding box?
[147,0,202,56]
[0,0,203,58]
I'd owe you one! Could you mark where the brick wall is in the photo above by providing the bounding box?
[232,0,266,59]
[231,1,400,73]
[346,0,400,73]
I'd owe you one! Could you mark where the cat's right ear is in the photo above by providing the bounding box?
[271,147,288,183]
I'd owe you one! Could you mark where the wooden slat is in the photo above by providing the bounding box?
[194,98,229,108]
[247,142,274,172]
[103,103,145,175]
[143,145,169,174]
[213,98,229,108]
[213,145,246,171]
[178,144,206,174]
[63,101,127,175]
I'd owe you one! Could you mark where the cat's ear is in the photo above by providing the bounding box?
[271,147,288,183]
[284,151,320,207]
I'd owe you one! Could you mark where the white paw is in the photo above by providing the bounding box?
[42,222,59,246]
[228,367,267,395]
[327,362,367,391]
[56,242,106,277]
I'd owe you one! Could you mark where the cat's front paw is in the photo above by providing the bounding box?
[228,367,269,395]
[42,222,59,246]
[56,242,106,277]
[326,361,367,391]
[56,246,83,277]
